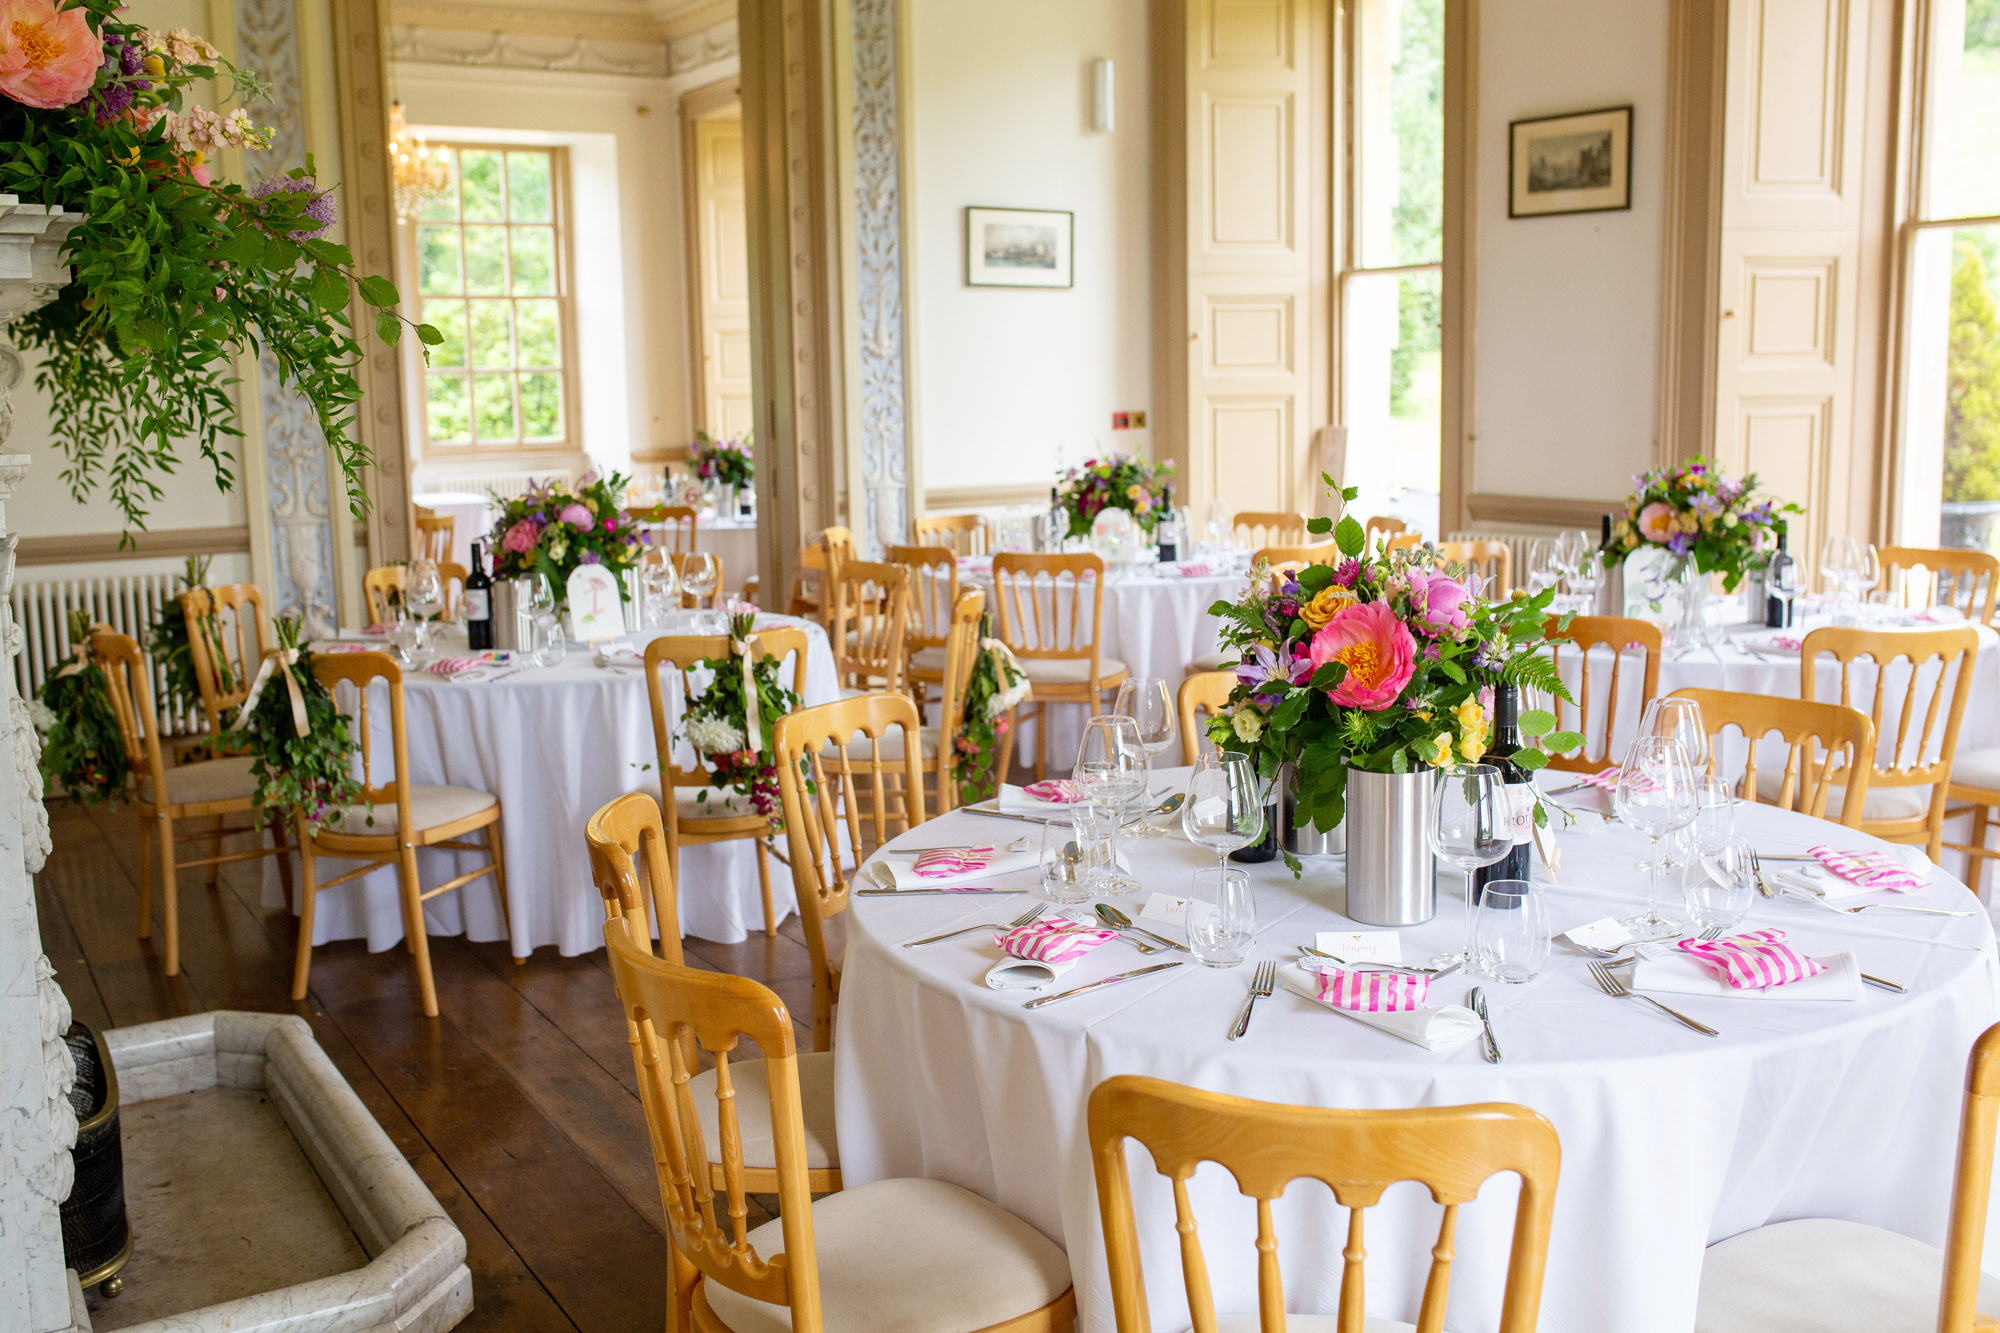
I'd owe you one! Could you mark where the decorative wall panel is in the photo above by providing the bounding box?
[852,0,910,557]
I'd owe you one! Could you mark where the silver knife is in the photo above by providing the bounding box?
[1022,961,1185,1009]
[1470,986,1502,1063]
[1862,974,1908,993]
[960,805,1064,826]
[855,887,1013,896]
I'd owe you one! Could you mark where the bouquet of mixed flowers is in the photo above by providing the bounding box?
[1205,480,1583,843]
[952,619,1030,805]
[33,610,128,803]
[489,470,642,598]
[682,612,803,819]
[1058,453,1172,539]
[1603,458,1799,591]
[689,430,754,490]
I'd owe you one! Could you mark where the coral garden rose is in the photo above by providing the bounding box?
[1407,568,1471,636]
[0,0,99,109]
[1299,585,1357,630]
[558,502,593,529]
[1306,601,1417,712]
[1637,501,1678,545]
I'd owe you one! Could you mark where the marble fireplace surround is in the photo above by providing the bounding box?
[96,1011,470,1333]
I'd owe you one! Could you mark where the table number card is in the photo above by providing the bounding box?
[565,565,625,643]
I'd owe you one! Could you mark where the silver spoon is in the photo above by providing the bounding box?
[1094,903,1190,953]
[1122,792,1185,829]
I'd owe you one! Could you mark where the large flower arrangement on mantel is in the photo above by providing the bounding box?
[1602,457,1799,591]
[1205,478,1584,844]
[0,0,437,529]
[1058,453,1172,539]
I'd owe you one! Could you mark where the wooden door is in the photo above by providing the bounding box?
[693,114,754,439]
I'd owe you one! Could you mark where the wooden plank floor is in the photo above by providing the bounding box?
[41,798,830,1331]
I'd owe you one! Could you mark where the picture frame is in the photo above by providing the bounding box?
[965,206,1074,289]
[1508,105,1633,219]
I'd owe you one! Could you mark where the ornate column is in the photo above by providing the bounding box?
[850,0,913,558]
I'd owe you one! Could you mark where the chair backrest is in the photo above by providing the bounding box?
[89,630,167,798]
[991,551,1107,666]
[642,630,811,795]
[773,692,927,1050]
[1385,531,1424,555]
[1876,545,2000,625]
[1801,625,1978,813]
[1942,1023,2000,1330]
[179,583,269,739]
[413,506,453,564]
[1437,539,1514,597]
[1233,510,1308,548]
[934,591,988,802]
[913,511,987,557]
[362,565,405,625]
[1542,616,1662,773]
[602,921,824,1323]
[1089,1074,1561,1333]
[887,544,958,654]
[1364,514,1407,550]
[1667,687,1875,824]
[437,560,467,619]
[669,550,729,610]
[788,544,827,618]
[1177,671,1235,765]
[1251,542,1338,570]
[630,504,700,556]
[819,525,856,588]
[310,650,412,835]
[584,790,683,963]
[827,559,910,693]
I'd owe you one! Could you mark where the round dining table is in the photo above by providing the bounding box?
[835,765,2000,1332]
[263,615,838,956]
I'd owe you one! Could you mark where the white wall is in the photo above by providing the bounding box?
[906,0,1152,498]
[1471,0,1668,506]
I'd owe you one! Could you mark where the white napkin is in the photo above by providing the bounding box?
[867,846,1039,890]
[1631,948,1862,1001]
[997,783,1088,817]
[592,643,644,669]
[984,908,1106,991]
[1275,965,1484,1051]
[1773,845,1930,903]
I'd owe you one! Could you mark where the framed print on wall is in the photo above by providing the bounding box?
[965,206,1073,288]
[1508,106,1633,219]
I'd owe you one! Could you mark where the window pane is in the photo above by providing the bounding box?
[416,227,461,295]
[516,299,560,367]
[1341,268,1442,535]
[474,373,518,441]
[417,150,458,222]
[462,227,507,294]
[511,226,555,295]
[507,151,552,222]
[468,301,513,368]
[427,374,470,443]
[1929,7,2000,218]
[1900,224,2000,553]
[460,149,505,222]
[422,299,466,366]
[520,372,562,439]
[1356,0,1444,267]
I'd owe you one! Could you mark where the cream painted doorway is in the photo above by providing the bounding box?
[684,83,754,441]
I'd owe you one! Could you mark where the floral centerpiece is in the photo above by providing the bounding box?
[682,612,802,819]
[490,471,642,600]
[689,429,754,491]
[1603,457,1799,591]
[951,619,1030,805]
[0,0,435,530]
[1058,453,1172,539]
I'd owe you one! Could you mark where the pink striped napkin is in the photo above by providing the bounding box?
[1172,562,1214,578]
[1022,779,1085,804]
[1579,769,1657,793]
[1678,929,1825,990]
[1314,968,1429,1012]
[913,846,996,879]
[426,652,511,678]
[993,919,1118,964]
[1809,844,1926,892]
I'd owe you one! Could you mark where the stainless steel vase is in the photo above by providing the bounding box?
[490,579,520,651]
[1344,766,1435,925]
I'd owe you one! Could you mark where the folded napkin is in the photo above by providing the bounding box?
[1809,843,1929,892]
[1170,561,1215,578]
[426,652,512,679]
[985,913,1119,990]
[592,643,645,669]
[1572,768,1656,794]
[914,846,998,878]
[1276,964,1483,1051]
[997,781,1086,815]
[1748,632,1803,653]
[1632,942,1860,1002]
[361,623,393,637]
[1678,929,1824,989]
[870,844,1038,890]
[316,642,373,654]
[1309,967,1429,1012]
[1914,605,1967,624]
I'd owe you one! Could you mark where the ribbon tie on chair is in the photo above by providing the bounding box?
[234,646,311,736]
[730,632,763,755]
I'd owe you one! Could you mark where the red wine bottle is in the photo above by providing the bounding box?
[1469,685,1534,904]
[464,541,494,650]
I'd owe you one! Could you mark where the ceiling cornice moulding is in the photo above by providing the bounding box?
[391,1,665,42]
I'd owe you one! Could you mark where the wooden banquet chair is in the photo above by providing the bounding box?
[292,651,513,1016]
[1089,1075,1561,1333]
[179,582,270,739]
[642,629,810,939]
[774,692,929,1051]
[825,557,910,695]
[1177,670,1235,765]
[837,590,987,817]
[91,630,294,979]
[1542,615,1663,773]
[991,550,1129,780]
[629,503,700,556]
[362,564,404,625]
[887,543,958,706]
[413,505,453,564]
[602,922,1074,1333]
[1876,545,2000,625]
[1437,538,1515,597]
[1386,531,1425,555]
[1232,510,1309,547]
[787,542,828,619]
[584,791,842,1194]
[1364,514,1407,550]
[1802,625,1978,860]
[1668,687,1876,825]
[1695,1021,2000,1330]
[913,511,987,557]
[818,525,856,614]
[1252,541,1338,571]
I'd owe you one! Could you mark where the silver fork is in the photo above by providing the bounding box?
[1750,848,1775,899]
[901,903,1047,948]
[1575,926,1724,960]
[1586,960,1720,1036]
[1227,960,1277,1042]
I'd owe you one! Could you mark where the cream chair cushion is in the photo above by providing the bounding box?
[1188,650,1237,674]
[838,727,939,762]
[635,774,759,821]
[701,1176,1070,1333]
[909,644,948,676]
[688,1050,838,1172]
[1753,770,1931,821]
[327,785,495,835]
[138,754,257,807]
[1951,747,2000,793]
[1017,656,1128,687]
[1696,1217,2000,1331]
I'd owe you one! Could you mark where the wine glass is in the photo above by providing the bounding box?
[1820,535,1861,605]
[1614,736,1699,934]
[1857,543,1881,606]
[1204,498,1231,552]
[406,558,445,655]
[1426,764,1512,968]
[1113,677,1176,836]
[1639,695,1711,776]
[680,551,720,608]
[1568,549,1605,614]
[1075,715,1148,895]
[1525,538,1561,597]
[640,553,681,630]
[1474,880,1551,983]
[525,573,563,667]
[1181,750,1266,873]
[1687,837,1757,933]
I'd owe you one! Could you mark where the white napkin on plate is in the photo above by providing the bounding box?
[1276,965,1483,1051]
[867,846,1038,890]
[997,783,1089,817]
[1631,948,1862,1001]
[983,908,1107,991]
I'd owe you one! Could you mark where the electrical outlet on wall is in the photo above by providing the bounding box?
[1112,412,1131,430]
[1132,410,1146,428]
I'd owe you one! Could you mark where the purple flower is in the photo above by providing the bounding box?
[1668,532,1695,556]
[93,80,134,124]
[581,550,603,565]
[252,175,338,240]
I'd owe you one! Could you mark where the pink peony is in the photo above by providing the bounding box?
[1407,568,1471,636]
[501,519,540,555]
[558,503,592,528]
[1637,502,1677,545]
[0,0,99,108]
[1307,601,1418,711]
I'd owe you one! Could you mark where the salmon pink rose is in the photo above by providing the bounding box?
[1307,601,1417,711]
[1637,502,1678,545]
[0,0,99,109]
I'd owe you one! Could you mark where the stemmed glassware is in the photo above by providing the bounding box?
[1426,763,1511,969]
[1113,677,1176,836]
[524,574,563,667]
[640,553,681,630]
[1525,539,1562,598]
[1566,549,1605,615]
[405,558,445,657]
[1181,750,1266,874]
[1614,736,1699,934]
[1074,715,1148,895]
[680,551,720,611]
[1821,535,1862,608]
[1204,498,1231,552]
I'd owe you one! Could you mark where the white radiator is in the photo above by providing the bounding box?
[11,574,203,735]
[418,467,574,502]
[1442,529,1555,573]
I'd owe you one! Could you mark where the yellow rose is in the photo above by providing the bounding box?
[1231,707,1265,743]
[1453,700,1486,732]
[1420,733,1454,767]
[1126,484,1142,499]
[1458,723,1488,764]
[1299,586,1356,629]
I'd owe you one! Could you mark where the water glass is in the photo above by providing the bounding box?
[1687,838,1757,933]
[1076,715,1147,893]
[1039,818,1093,905]
[1188,867,1256,968]
[1069,802,1123,899]
[1615,736,1698,933]
[1473,879,1550,983]
[387,613,422,667]
[1112,677,1176,836]
[1693,776,1736,852]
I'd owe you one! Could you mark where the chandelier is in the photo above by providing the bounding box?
[388,101,452,223]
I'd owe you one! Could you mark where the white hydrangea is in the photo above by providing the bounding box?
[26,700,56,735]
[687,714,745,755]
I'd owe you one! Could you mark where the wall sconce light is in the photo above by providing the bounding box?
[1091,58,1114,133]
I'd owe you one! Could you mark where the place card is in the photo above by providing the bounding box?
[1139,891,1213,931]
[1562,917,1637,952]
[1313,931,1403,964]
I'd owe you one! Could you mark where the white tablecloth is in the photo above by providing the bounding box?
[263,616,837,955]
[835,768,2000,1332]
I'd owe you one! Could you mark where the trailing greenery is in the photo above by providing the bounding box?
[142,554,227,723]
[33,610,128,803]
[221,615,363,830]
[952,616,1027,806]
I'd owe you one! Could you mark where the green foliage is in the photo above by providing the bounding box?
[684,635,804,821]
[954,616,1027,805]
[220,617,363,830]
[1945,236,2000,503]
[143,555,225,722]
[1970,0,2000,52]
[34,612,128,804]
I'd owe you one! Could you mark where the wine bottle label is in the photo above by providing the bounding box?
[1505,782,1536,845]
[464,590,490,620]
